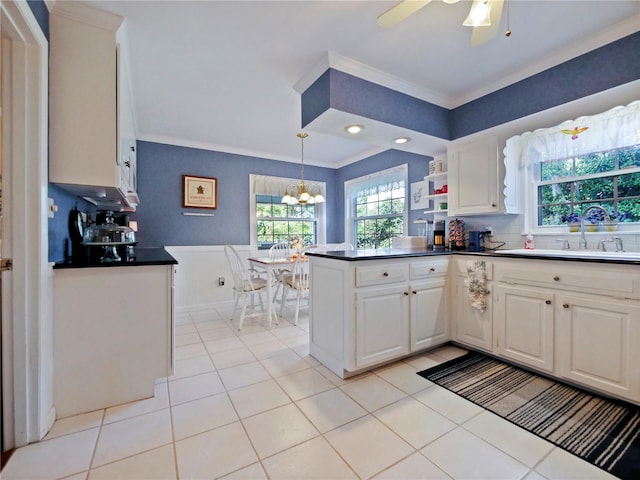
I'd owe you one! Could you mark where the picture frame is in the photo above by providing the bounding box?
[182,174,217,209]
[410,180,430,210]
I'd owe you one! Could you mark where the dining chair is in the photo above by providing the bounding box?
[224,245,277,330]
[279,246,313,326]
[269,242,291,259]
[268,241,292,302]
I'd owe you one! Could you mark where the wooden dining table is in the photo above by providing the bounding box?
[247,255,308,325]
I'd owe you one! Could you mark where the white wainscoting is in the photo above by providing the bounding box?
[166,245,256,313]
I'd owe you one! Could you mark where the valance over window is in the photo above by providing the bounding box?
[506,100,640,168]
[252,174,325,197]
[345,164,407,200]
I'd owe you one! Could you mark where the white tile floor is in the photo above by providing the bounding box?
[2,307,619,480]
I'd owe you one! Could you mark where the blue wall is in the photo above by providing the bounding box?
[133,142,338,248]
[131,142,431,250]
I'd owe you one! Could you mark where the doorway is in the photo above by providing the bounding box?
[1,0,51,457]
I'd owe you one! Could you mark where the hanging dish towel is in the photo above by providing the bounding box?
[464,260,490,312]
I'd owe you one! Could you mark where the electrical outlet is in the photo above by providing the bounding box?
[485,226,493,236]
[218,277,225,286]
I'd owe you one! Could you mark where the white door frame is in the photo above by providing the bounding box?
[1,0,52,450]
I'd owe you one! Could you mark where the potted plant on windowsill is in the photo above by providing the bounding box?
[561,213,581,232]
[584,209,605,232]
[604,210,630,231]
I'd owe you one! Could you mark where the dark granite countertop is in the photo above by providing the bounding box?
[53,247,178,269]
[307,248,640,265]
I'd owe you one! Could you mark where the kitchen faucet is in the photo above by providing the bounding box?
[579,205,610,249]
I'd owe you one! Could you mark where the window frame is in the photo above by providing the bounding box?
[525,159,640,235]
[344,164,409,248]
[250,174,326,250]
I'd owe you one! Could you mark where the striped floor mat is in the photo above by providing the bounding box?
[417,352,640,480]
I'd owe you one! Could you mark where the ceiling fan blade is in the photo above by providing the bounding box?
[377,0,433,29]
[470,0,505,46]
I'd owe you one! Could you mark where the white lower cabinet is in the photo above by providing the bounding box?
[355,285,409,368]
[310,253,639,403]
[494,284,555,372]
[53,265,174,418]
[452,257,493,351]
[491,258,640,404]
[556,293,640,401]
[310,255,449,378]
[455,275,493,351]
[411,279,448,351]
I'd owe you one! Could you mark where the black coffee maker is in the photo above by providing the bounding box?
[468,231,486,252]
[68,205,88,262]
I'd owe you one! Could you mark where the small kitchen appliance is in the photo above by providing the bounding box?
[83,211,136,263]
[433,220,446,251]
[468,231,486,252]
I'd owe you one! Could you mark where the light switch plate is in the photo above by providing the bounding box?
[47,198,57,218]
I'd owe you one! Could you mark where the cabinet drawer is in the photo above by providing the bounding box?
[355,264,408,287]
[410,258,449,280]
[495,263,640,300]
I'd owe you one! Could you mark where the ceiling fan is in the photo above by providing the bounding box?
[377,0,507,47]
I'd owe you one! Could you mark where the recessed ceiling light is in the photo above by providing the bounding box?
[344,124,365,134]
[394,137,411,144]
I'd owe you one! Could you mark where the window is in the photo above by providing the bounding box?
[250,174,325,250]
[536,145,640,225]
[256,195,317,249]
[345,165,408,248]
[506,101,640,232]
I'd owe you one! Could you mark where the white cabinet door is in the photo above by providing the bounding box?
[355,285,409,369]
[455,276,493,351]
[49,3,137,210]
[411,279,448,351]
[556,294,640,402]
[495,284,554,372]
[448,135,500,216]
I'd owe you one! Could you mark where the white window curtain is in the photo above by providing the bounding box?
[506,100,640,168]
[252,174,325,197]
[345,164,407,200]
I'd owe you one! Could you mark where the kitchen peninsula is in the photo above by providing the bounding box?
[307,248,640,405]
[52,248,177,418]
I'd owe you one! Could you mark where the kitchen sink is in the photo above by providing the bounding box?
[494,249,640,261]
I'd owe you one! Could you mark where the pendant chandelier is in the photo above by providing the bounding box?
[281,133,325,205]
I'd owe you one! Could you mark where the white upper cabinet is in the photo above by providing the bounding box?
[447,134,519,216]
[49,2,138,210]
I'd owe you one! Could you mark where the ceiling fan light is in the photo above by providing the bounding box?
[463,0,492,27]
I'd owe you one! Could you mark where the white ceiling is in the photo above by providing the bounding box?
[89,0,640,168]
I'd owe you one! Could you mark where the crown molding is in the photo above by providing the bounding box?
[48,0,123,32]
[293,50,455,108]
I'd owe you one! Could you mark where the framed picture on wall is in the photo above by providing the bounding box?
[183,174,217,209]
[410,180,430,210]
